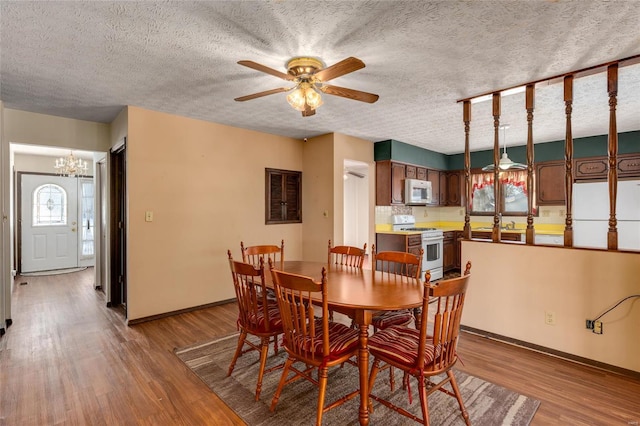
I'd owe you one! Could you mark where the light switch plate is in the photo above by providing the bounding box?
[145,211,153,222]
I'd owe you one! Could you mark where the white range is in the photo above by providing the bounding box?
[391,215,444,280]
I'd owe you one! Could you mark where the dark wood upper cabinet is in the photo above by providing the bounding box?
[617,154,640,178]
[405,165,417,179]
[427,169,440,205]
[439,172,447,205]
[574,157,608,181]
[417,167,427,181]
[266,168,302,224]
[446,171,464,206]
[376,160,406,205]
[536,160,565,205]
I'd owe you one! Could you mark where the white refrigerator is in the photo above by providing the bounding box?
[573,180,640,250]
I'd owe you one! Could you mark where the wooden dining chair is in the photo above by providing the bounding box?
[370,244,424,390]
[241,239,284,269]
[327,240,367,323]
[268,260,360,426]
[367,261,473,426]
[370,244,423,331]
[327,240,367,268]
[226,252,283,401]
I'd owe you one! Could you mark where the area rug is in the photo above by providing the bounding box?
[174,334,540,425]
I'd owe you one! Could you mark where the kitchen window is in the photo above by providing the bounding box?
[470,170,536,216]
[265,168,302,224]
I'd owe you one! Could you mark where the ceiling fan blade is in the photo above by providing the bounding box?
[314,57,365,82]
[237,60,295,81]
[234,87,290,102]
[302,106,316,117]
[321,84,379,103]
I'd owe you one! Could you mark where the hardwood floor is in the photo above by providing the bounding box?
[1,268,639,425]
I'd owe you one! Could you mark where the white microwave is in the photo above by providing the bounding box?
[404,178,432,205]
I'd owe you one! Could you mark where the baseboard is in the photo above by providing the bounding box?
[461,325,640,380]
[126,298,236,326]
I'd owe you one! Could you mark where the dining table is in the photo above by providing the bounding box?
[265,260,424,426]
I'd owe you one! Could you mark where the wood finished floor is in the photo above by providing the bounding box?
[1,268,639,425]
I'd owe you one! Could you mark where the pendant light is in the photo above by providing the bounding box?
[482,124,526,171]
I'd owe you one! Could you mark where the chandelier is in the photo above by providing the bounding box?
[54,152,88,177]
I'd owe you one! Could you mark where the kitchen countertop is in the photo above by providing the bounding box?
[376,223,564,236]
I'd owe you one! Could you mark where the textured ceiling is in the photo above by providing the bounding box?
[1,1,639,155]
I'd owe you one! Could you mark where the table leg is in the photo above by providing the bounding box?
[356,314,370,426]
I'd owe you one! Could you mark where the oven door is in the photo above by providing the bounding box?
[422,236,444,280]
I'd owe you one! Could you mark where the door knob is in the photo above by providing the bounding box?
[71,228,76,232]
[72,221,77,225]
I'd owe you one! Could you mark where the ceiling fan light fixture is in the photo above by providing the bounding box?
[287,82,323,112]
[286,86,307,111]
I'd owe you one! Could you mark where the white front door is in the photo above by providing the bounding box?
[21,175,79,273]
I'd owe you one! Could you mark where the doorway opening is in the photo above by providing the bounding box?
[343,159,369,253]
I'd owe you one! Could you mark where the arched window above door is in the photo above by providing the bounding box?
[33,183,67,226]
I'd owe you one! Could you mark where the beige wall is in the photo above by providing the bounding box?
[110,107,128,148]
[461,240,640,373]
[3,109,110,151]
[125,106,304,320]
[301,134,334,261]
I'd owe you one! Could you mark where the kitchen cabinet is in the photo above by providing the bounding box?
[376,160,406,205]
[574,157,608,181]
[406,164,417,179]
[574,154,640,181]
[454,231,463,269]
[417,167,427,181]
[446,171,464,206]
[427,169,440,205]
[375,233,423,261]
[439,172,448,205]
[617,154,640,178]
[471,230,523,242]
[536,160,565,205]
[443,231,456,272]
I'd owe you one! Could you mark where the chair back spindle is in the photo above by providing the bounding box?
[241,239,284,269]
[328,240,367,269]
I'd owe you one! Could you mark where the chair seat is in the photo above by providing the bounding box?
[369,325,440,367]
[246,305,283,332]
[372,309,413,329]
[291,321,359,358]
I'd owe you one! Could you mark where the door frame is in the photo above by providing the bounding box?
[109,138,127,315]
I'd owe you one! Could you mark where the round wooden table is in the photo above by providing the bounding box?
[266,261,424,426]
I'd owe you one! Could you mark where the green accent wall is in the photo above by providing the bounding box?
[374,139,448,169]
[376,131,640,171]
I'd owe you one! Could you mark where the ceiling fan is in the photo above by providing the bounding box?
[234,56,379,117]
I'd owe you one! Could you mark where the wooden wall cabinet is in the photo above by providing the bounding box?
[617,154,640,178]
[536,160,565,205]
[427,169,440,205]
[574,157,608,181]
[446,171,464,206]
[376,160,406,205]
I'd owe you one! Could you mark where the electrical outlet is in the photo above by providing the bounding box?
[541,210,550,217]
[545,310,556,326]
[593,320,603,334]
